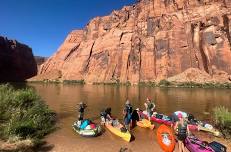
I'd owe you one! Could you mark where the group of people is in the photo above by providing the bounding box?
[76,98,190,152]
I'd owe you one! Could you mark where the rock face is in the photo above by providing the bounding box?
[0,36,37,82]
[34,56,47,66]
[39,0,231,84]
[34,56,47,71]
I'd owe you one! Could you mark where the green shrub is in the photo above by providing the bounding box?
[158,79,171,87]
[63,80,85,84]
[213,106,231,139]
[138,81,156,87]
[0,84,55,141]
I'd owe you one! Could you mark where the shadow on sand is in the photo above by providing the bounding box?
[33,141,54,152]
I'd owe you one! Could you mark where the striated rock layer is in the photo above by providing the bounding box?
[0,36,37,82]
[39,0,231,84]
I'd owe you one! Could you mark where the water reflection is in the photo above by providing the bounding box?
[27,83,231,121]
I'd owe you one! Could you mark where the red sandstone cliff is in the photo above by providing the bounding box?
[0,36,37,82]
[37,0,231,84]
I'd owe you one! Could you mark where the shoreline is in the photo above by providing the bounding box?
[26,80,231,89]
[1,129,230,152]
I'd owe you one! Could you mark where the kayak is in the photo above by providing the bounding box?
[198,124,221,137]
[72,121,102,137]
[186,136,227,152]
[138,110,198,130]
[189,118,221,136]
[157,124,176,152]
[138,110,172,126]
[136,119,155,130]
[185,136,214,152]
[105,119,131,142]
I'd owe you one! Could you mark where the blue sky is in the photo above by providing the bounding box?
[0,0,135,57]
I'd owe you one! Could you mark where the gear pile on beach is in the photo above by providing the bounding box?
[72,99,227,152]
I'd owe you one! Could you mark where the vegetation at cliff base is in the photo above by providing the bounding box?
[213,106,231,139]
[0,84,56,143]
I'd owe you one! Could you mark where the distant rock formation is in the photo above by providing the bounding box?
[34,56,47,71]
[0,36,37,82]
[34,56,47,66]
[37,0,231,84]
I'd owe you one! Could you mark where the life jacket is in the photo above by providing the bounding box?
[177,122,187,136]
[147,102,155,110]
[125,104,133,114]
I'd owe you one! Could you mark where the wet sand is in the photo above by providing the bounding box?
[45,123,165,152]
[45,125,231,152]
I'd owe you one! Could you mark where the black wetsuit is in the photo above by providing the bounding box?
[177,122,188,141]
[124,104,133,125]
[78,105,86,121]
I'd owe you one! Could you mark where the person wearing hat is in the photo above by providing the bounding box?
[174,113,190,152]
[77,102,87,126]
[144,97,155,121]
[123,100,133,131]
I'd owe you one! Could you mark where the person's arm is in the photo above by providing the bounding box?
[144,103,148,109]
[187,125,190,135]
[174,121,178,131]
[123,109,127,119]
[107,114,112,120]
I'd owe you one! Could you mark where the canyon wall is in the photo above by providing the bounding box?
[0,36,37,82]
[38,0,231,83]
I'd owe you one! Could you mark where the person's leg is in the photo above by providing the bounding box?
[182,141,185,152]
[178,141,182,152]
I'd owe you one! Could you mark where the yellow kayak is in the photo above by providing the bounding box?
[198,125,221,137]
[105,120,131,142]
[137,119,155,130]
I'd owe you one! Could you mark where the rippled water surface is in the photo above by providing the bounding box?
[23,83,231,152]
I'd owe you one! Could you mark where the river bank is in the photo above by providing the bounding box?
[1,126,230,152]
[27,80,231,89]
[43,123,231,152]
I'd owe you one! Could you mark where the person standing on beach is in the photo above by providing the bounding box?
[123,100,133,131]
[144,97,155,121]
[174,113,190,152]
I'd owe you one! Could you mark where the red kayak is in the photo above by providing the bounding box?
[138,110,172,126]
[138,110,198,130]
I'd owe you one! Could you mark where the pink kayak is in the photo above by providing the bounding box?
[138,110,198,130]
[185,136,214,152]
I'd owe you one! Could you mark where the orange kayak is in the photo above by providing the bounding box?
[136,119,155,130]
[157,124,176,152]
